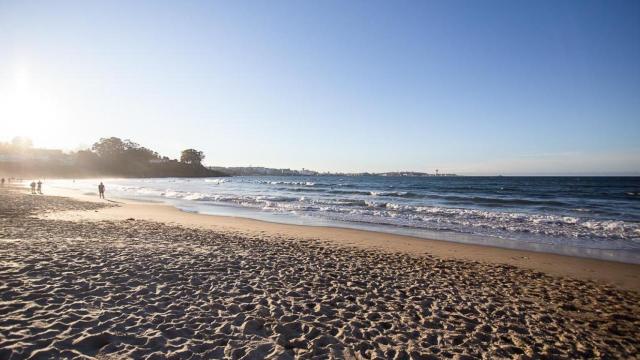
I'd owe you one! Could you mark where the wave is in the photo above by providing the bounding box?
[59,177,640,251]
[369,191,422,198]
[271,188,423,198]
[329,190,372,196]
[273,188,424,198]
[261,180,318,186]
[255,195,299,202]
[419,194,568,207]
[277,187,327,193]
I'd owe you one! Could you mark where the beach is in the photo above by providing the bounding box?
[1,185,639,359]
[44,177,640,264]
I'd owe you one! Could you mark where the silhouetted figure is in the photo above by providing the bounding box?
[98,182,105,199]
[30,181,36,194]
[37,181,42,194]
[1,178,4,186]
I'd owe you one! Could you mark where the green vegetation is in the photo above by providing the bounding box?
[180,149,205,165]
[0,137,227,178]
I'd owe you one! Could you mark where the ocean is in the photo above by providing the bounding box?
[49,176,640,263]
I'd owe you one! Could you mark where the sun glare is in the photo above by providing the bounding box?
[0,64,70,147]
[15,65,30,92]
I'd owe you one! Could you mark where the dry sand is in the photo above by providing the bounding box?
[1,186,639,359]
[46,187,640,292]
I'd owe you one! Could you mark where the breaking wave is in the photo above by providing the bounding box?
[50,176,640,255]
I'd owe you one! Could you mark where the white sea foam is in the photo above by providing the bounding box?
[49,177,640,254]
[266,181,316,186]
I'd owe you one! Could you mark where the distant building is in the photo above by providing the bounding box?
[206,166,456,177]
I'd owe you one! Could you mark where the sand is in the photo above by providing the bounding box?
[1,186,639,359]
[46,187,640,292]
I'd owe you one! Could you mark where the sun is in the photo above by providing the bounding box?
[0,64,70,147]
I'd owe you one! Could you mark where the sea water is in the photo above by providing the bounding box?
[49,176,640,263]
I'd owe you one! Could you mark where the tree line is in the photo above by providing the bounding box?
[0,136,226,178]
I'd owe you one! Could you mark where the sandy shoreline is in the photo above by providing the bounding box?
[47,186,640,292]
[1,186,640,359]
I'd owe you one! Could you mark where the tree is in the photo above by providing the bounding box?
[180,149,205,165]
[74,149,100,171]
[91,137,127,158]
[125,146,159,162]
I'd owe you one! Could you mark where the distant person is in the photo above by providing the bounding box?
[98,182,105,199]
[37,180,43,194]
[30,181,36,194]
[1,178,4,186]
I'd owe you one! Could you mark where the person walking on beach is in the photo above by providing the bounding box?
[1,178,5,186]
[37,180,42,194]
[98,182,105,199]
[30,181,36,194]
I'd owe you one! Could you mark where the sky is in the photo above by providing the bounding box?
[0,0,639,175]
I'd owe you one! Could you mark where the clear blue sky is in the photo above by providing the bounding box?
[1,0,639,174]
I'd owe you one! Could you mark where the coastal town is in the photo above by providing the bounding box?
[208,166,458,177]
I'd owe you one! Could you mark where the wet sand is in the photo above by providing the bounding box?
[1,186,639,359]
